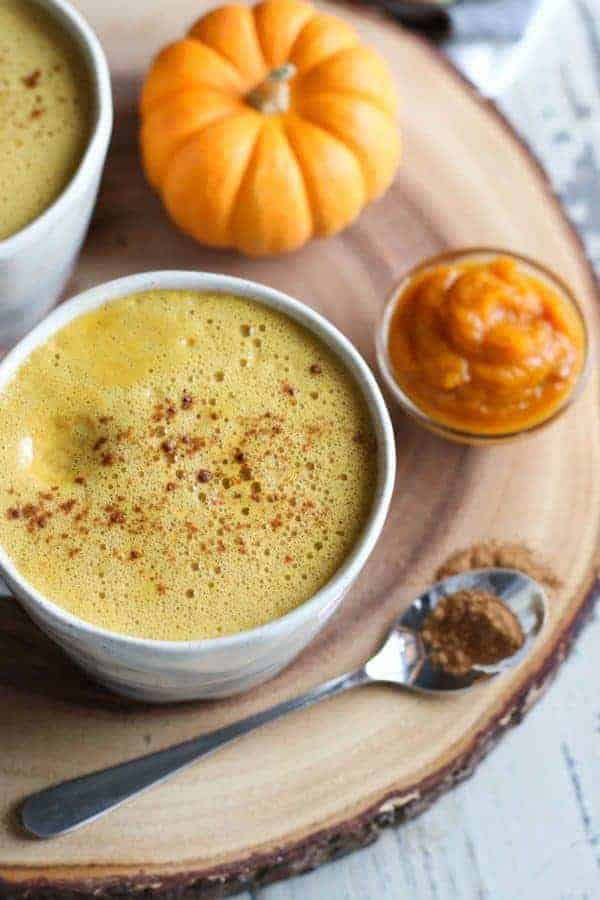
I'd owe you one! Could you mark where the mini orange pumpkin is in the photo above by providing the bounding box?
[140,0,400,256]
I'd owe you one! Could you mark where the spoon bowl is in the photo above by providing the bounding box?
[366,567,547,693]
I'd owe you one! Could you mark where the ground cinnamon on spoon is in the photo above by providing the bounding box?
[421,589,525,676]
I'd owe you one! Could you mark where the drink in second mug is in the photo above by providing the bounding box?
[0,0,112,347]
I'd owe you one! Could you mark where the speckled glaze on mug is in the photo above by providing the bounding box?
[0,271,396,702]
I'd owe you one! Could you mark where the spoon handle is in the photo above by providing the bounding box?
[21,668,369,839]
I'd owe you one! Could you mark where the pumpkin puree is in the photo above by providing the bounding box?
[387,255,586,435]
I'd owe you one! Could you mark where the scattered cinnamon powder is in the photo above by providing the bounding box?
[21,69,41,88]
[422,589,525,676]
[181,391,194,409]
[436,541,561,590]
[106,506,125,525]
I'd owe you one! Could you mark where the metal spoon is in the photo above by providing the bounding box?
[21,567,546,839]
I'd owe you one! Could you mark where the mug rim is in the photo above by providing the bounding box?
[0,270,396,654]
[0,0,113,258]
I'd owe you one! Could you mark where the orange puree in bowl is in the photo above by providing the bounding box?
[387,255,586,435]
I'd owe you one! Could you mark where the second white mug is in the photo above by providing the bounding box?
[0,0,112,348]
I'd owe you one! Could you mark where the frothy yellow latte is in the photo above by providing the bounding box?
[0,0,91,239]
[0,291,377,640]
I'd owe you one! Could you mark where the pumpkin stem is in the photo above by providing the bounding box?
[246,63,297,114]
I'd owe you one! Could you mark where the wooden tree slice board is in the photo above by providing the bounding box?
[1,2,599,897]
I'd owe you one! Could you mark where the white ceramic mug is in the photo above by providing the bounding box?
[0,0,112,348]
[0,271,396,702]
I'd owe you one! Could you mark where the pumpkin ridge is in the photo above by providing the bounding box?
[162,112,263,247]
[247,6,269,75]
[228,120,313,253]
[252,0,315,70]
[189,7,268,87]
[142,86,244,118]
[156,107,245,191]
[223,122,264,246]
[285,110,366,175]
[294,45,397,118]
[142,86,241,116]
[287,20,360,76]
[141,89,243,189]
[185,34,254,91]
[283,115,367,234]
[297,90,401,194]
[279,122,315,234]
[294,98,371,192]
[140,39,246,114]
[298,86,396,120]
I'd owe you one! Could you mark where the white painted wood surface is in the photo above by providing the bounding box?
[248,2,600,897]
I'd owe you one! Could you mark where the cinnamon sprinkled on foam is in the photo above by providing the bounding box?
[0,291,376,640]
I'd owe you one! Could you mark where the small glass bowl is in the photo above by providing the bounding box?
[376,247,591,446]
